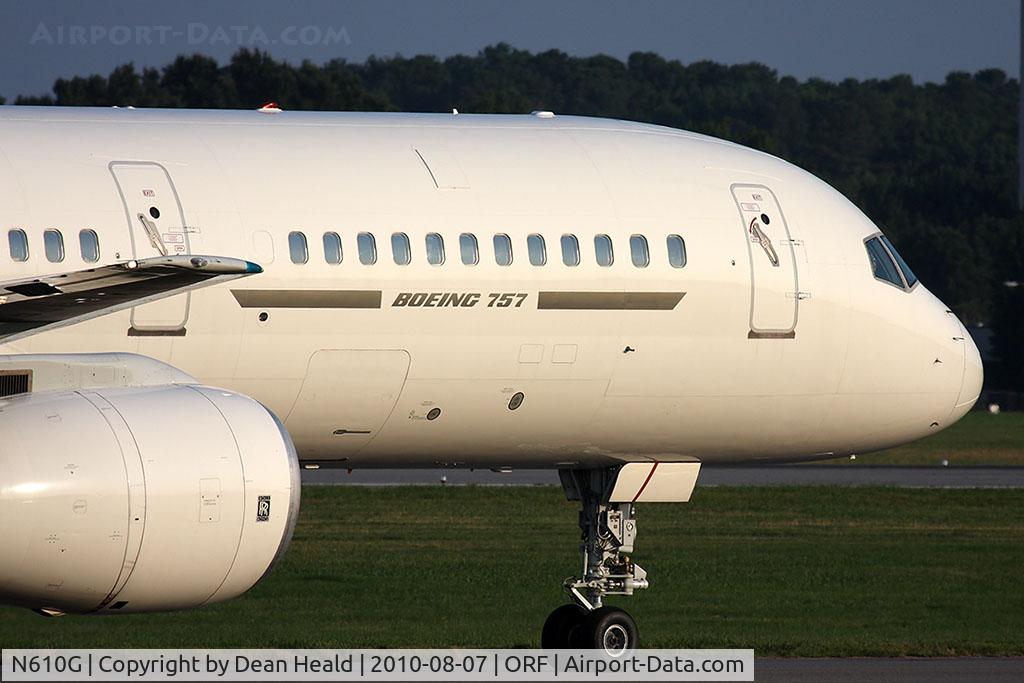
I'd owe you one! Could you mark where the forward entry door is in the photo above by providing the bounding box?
[110,162,191,332]
[732,184,800,338]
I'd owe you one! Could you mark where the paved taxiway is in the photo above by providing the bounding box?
[756,657,1024,681]
[302,465,1024,488]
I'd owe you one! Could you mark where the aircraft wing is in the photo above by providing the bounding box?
[0,255,262,342]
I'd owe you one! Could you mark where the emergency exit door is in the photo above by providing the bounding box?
[110,162,191,331]
[731,184,800,338]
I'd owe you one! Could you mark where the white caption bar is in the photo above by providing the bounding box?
[1,649,753,681]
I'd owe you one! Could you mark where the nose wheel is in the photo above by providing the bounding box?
[541,604,586,648]
[543,604,639,655]
[573,607,639,653]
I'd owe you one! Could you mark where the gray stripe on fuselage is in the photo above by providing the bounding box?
[537,291,685,310]
[232,289,383,309]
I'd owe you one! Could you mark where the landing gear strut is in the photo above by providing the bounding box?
[541,468,648,654]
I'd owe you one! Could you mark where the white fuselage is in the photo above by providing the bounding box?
[0,108,982,467]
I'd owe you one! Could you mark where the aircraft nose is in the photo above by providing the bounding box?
[952,328,983,421]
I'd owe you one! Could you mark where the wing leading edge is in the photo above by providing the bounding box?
[0,255,262,342]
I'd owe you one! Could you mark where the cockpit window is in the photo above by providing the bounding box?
[879,235,917,288]
[865,236,905,288]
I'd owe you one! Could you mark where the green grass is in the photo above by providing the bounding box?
[2,486,1023,656]
[827,411,1024,466]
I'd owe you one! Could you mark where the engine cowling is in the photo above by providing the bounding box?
[0,384,300,614]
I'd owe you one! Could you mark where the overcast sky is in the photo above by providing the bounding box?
[0,0,1018,100]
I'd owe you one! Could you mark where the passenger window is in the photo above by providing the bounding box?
[323,232,342,264]
[358,232,377,265]
[460,233,479,266]
[7,230,28,262]
[426,233,445,265]
[44,229,65,263]
[880,235,917,287]
[629,234,649,268]
[561,234,580,267]
[288,231,308,264]
[594,235,613,267]
[865,237,904,288]
[667,235,687,268]
[493,234,513,266]
[392,232,411,266]
[528,234,546,266]
[79,229,100,263]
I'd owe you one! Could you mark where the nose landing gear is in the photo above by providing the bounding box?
[541,468,649,654]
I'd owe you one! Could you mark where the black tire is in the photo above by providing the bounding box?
[541,604,587,648]
[568,606,639,655]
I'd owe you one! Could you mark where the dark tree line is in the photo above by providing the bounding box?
[7,45,1023,389]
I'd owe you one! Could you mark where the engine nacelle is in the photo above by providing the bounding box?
[0,384,300,614]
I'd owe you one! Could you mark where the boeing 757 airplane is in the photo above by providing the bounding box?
[0,106,982,653]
